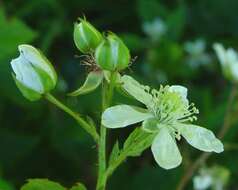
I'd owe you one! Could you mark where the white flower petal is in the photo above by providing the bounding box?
[179,124,224,153]
[121,75,153,106]
[213,43,238,81]
[11,56,43,93]
[102,105,153,128]
[18,44,57,83]
[193,175,212,190]
[151,127,182,169]
[213,43,227,66]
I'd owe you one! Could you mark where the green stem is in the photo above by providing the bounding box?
[96,72,117,190]
[106,151,128,178]
[45,93,99,143]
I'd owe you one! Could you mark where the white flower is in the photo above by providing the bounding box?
[213,43,238,82]
[11,44,57,101]
[142,17,167,41]
[184,39,211,68]
[185,39,206,56]
[193,166,230,190]
[193,174,212,190]
[102,75,223,169]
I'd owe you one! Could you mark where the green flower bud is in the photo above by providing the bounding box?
[73,18,103,53]
[11,44,57,101]
[95,34,131,71]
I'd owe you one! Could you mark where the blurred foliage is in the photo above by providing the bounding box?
[0,0,238,189]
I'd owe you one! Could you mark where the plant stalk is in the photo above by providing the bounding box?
[96,72,117,190]
[45,93,99,143]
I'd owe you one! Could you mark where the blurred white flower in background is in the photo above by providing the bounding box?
[213,43,238,83]
[142,17,167,42]
[193,166,230,190]
[184,39,211,68]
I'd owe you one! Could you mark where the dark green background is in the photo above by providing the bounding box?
[0,0,238,189]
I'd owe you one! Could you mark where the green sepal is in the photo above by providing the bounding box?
[68,71,103,96]
[73,18,103,53]
[109,141,120,166]
[95,33,130,71]
[32,65,56,93]
[123,127,155,157]
[142,118,159,133]
[103,71,121,84]
[12,73,42,101]
[20,179,65,190]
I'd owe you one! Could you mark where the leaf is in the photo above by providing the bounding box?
[70,183,87,190]
[123,128,155,157]
[21,179,65,190]
[0,9,37,61]
[0,178,15,190]
[102,105,153,128]
[166,5,186,40]
[109,141,120,166]
[0,8,37,104]
[137,0,168,21]
[151,127,182,169]
[179,124,224,153]
[68,71,103,96]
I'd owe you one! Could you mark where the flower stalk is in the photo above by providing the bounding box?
[96,71,117,190]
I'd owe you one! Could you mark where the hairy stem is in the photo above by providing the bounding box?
[45,93,99,143]
[176,84,238,190]
[96,72,117,190]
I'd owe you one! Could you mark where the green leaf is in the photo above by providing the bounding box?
[151,127,182,169]
[68,71,103,96]
[0,178,15,190]
[0,9,37,61]
[102,105,153,128]
[21,179,65,190]
[166,5,186,40]
[137,0,168,21]
[109,141,120,166]
[179,124,224,153]
[70,183,87,190]
[0,8,37,103]
[123,128,155,157]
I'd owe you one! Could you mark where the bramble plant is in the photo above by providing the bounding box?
[11,17,225,190]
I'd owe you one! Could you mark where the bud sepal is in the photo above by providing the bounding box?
[95,33,130,71]
[74,18,103,53]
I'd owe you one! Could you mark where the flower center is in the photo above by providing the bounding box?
[145,86,199,125]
